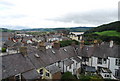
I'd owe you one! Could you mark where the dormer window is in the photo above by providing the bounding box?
[63,49,67,52]
[34,54,40,58]
[51,50,55,54]
[14,74,21,81]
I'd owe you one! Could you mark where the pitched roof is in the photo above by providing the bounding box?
[22,69,40,80]
[1,32,13,37]
[4,40,15,47]
[1,53,34,79]
[45,65,61,74]
[72,56,81,62]
[93,43,120,58]
[79,42,120,58]
[27,46,46,68]
[64,59,74,66]
[108,45,120,58]
[62,46,78,58]
[92,45,109,58]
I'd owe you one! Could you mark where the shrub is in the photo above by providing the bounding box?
[60,40,79,47]
[61,72,76,80]
[2,48,6,53]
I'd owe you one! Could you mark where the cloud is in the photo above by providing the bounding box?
[0,1,14,6]
[118,1,120,21]
[0,1,15,11]
[0,25,30,30]
[0,0,119,29]
[50,9,118,26]
[0,14,27,19]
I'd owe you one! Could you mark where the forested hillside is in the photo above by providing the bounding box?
[83,21,120,45]
[85,21,120,34]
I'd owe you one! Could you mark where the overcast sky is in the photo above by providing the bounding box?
[0,0,119,30]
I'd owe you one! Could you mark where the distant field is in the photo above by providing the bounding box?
[94,30,120,37]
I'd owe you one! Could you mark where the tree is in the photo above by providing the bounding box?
[2,48,6,53]
[60,40,79,47]
[61,72,76,80]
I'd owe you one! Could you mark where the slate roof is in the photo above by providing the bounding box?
[59,47,70,60]
[61,46,78,58]
[81,45,94,58]
[80,43,120,58]
[46,65,61,74]
[64,59,74,66]
[4,40,15,47]
[92,45,109,58]
[27,45,79,67]
[22,69,40,80]
[1,53,34,79]
[93,43,120,58]
[0,32,13,42]
[27,46,46,68]
[1,32,13,37]
[12,42,22,47]
[73,56,81,62]
[1,41,119,79]
[108,45,120,58]
[46,48,61,63]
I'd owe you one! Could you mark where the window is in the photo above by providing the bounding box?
[115,59,120,66]
[103,58,107,64]
[39,69,43,75]
[115,69,119,77]
[107,75,109,77]
[58,61,61,68]
[105,74,107,77]
[109,75,111,77]
[86,58,89,62]
[97,58,102,64]
[82,57,89,62]
[76,63,78,66]
[46,72,50,77]
[69,65,71,69]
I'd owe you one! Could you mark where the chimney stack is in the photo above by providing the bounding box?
[19,46,27,57]
[80,40,84,49]
[109,40,113,48]
[53,41,60,50]
[71,41,76,47]
[93,40,98,47]
[38,41,46,51]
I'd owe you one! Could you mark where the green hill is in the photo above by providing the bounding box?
[0,28,15,32]
[22,27,93,32]
[83,21,120,45]
[85,21,120,34]
[94,31,120,37]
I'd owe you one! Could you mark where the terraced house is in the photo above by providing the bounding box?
[0,37,120,80]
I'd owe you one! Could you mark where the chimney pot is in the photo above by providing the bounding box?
[38,42,46,51]
[19,46,27,56]
[53,41,60,50]
[110,40,114,48]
